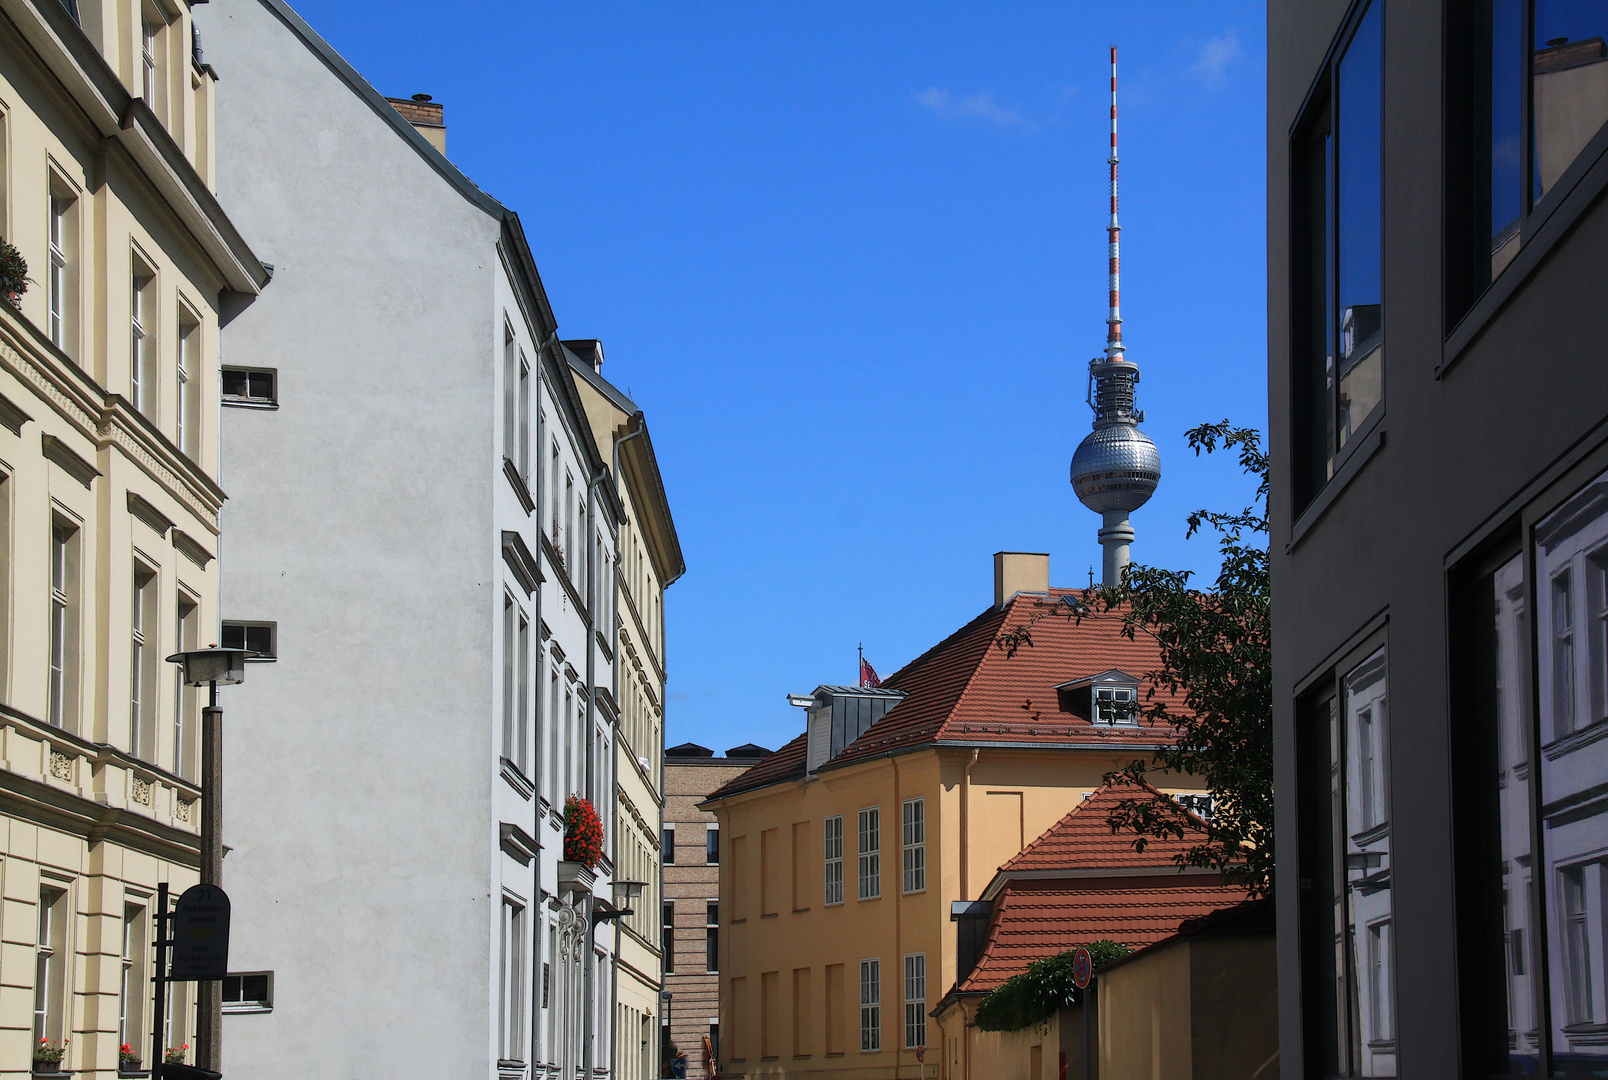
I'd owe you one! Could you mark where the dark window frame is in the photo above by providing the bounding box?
[221,620,276,661]
[1443,0,1608,369]
[221,366,278,409]
[1289,0,1388,517]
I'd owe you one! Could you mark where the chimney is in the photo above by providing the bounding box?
[994,551,1050,608]
[562,339,604,373]
[385,94,446,154]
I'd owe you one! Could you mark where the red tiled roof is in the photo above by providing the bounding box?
[953,878,1251,994]
[998,777,1206,875]
[703,590,1184,802]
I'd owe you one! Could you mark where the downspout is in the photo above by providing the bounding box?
[608,416,645,1080]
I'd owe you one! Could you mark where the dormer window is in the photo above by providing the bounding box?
[1094,685,1137,725]
[1055,669,1143,726]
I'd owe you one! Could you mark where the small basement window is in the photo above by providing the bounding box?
[222,367,277,407]
[221,971,272,1012]
[221,621,276,660]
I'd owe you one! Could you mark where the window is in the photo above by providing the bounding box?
[663,827,675,865]
[500,898,526,1062]
[502,325,517,471]
[130,564,157,760]
[858,808,880,900]
[706,902,719,974]
[120,906,146,1047]
[901,799,925,894]
[174,596,197,779]
[706,825,720,865]
[824,815,844,905]
[1292,0,1384,511]
[564,474,575,569]
[34,887,65,1046]
[221,621,276,659]
[903,953,926,1050]
[1177,793,1214,820]
[47,185,77,354]
[503,595,517,763]
[176,315,199,457]
[662,901,674,973]
[221,367,276,407]
[548,670,560,805]
[1532,3,1608,204]
[859,959,881,1052]
[1298,641,1394,1077]
[516,611,529,772]
[130,257,156,419]
[517,351,530,479]
[549,442,560,543]
[1094,685,1138,725]
[221,972,272,1013]
[48,521,78,729]
[141,18,157,103]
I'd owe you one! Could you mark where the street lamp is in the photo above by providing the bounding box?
[164,646,253,1073]
[611,879,646,915]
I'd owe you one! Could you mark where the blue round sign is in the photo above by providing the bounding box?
[1072,947,1093,989]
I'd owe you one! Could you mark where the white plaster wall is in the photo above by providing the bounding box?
[198,1,507,1077]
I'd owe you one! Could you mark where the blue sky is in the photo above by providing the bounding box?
[286,0,1269,755]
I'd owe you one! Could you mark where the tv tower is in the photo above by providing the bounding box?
[1070,46,1160,586]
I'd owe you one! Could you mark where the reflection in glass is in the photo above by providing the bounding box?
[1494,0,1524,277]
[1535,466,1608,1073]
[1494,554,1539,1071]
[1336,1,1384,451]
[1343,650,1394,1076]
[1533,0,1608,203]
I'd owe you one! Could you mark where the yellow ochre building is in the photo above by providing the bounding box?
[700,554,1210,1079]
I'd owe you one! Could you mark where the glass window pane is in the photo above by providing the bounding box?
[1335,1,1384,451]
[1493,0,1525,278]
[1532,0,1608,203]
[1534,465,1608,1068]
[1344,648,1395,1076]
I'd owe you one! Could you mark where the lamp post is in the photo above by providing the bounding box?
[164,647,251,1074]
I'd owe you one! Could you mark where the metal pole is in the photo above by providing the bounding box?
[151,883,168,1080]
[1082,979,1094,1080]
[196,685,223,1071]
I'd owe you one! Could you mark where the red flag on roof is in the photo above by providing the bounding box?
[860,658,881,688]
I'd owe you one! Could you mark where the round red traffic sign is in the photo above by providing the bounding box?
[1072,947,1093,989]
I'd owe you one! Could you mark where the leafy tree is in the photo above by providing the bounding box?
[997,421,1272,897]
[974,941,1132,1032]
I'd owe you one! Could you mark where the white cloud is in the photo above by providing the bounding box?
[915,88,1034,131]
[1191,30,1242,87]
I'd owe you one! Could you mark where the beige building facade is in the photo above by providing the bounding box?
[0,0,263,1076]
[664,744,768,1079]
[566,342,684,1080]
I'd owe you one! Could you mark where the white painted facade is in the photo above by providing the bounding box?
[196,1,618,1077]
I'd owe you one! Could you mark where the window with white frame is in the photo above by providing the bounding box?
[517,350,530,480]
[706,825,719,865]
[173,595,197,780]
[141,17,157,103]
[130,563,157,760]
[858,807,881,900]
[516,609,530,772]
[49,521,78,730]
[502,594,517,765]
[502,325,517,470]
[548,669,560,805]
[1095,684,1138,725]
[47,187,75,353]
[221,367,276,407]
[120,905,146,1048]
[903,953,926,1049]
[130,256,156,418]
[661,901,674,973]
[705,902,719,973]
[901,798,925,894]
[859,959,881,1051]
[176,313,199,457]
[500,897,526,1062]
[549,442,560,542]
[34,886,65,1046]
[824,815,844,905]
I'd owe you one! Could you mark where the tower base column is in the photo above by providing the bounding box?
[1098,512,1134,587]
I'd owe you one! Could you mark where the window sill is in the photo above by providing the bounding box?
[760,912,778,919]
[118,1070,150,1077]
[503,458,534,515]
[222,398,277,410]
[1442,119,1608,378]
[793,907,811,914]
[501,757,535,800]
[222,1004,271,1014]
[1287,419,1387,553]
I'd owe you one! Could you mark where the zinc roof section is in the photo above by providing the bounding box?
[998,778,1207,875]
[952,879,1250,994]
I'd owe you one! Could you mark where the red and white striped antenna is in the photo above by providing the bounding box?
[1106,45,1123,361]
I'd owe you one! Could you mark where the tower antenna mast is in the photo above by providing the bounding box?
[1070,46,1160,586]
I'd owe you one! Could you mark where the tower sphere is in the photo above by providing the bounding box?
[1071,423,1160,515]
